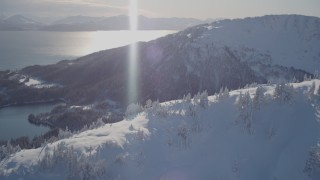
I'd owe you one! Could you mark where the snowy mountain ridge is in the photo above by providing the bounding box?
[1,80,320,179]
[175,15,320,73]
[8,15,316,108]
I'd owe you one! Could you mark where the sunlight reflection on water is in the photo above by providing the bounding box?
[0,30,175,70]
[82,30,171,56]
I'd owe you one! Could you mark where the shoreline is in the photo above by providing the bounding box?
[0,98,67,109]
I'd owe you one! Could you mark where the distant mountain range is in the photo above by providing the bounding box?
[0,15,42,30]
[0,15,214,31]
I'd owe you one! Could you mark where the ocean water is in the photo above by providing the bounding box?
[0,30,175,140]
[0,30,175,70]
[0,103,58,141]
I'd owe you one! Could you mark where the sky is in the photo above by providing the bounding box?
[0,0,320,20]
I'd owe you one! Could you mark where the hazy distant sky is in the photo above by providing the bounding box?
[1,0,319,19]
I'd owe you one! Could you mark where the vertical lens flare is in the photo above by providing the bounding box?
[128,0,139,104]
[129,0,138,31]
[128,39,138,104]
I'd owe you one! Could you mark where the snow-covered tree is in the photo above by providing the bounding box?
[314,70,319,79]
[238,92,254,133]
[193,92,200,105]
[199,90,209,108]
[155,104,169,118]
[223,87,230,99]
[125,103,143,117]
[292,76,298,83]
[0,146,5,160]
[216,87,229,100]
[39,146,53,169]
[38,143,107,180]
[88,118,105,129]
[147,100,169,118]
[0,141,21,161]
[273,83,295,103]
[308,82,316,100]
[177,123,190,148]
[304,74,312,81]
[253,86,265,110]
[184,93,192,104]
[217,87,224,100]
[58,127,73,140]
[95,118,105,127]
[185,104,196,118]
[151,100,160,109]
[145,99,152,109]
[304,145,320,177]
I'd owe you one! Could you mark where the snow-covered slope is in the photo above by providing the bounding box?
[1,80,320,179]
[177,15,320,73]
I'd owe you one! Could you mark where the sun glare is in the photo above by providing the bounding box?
[128,0,139,104]
[129,0,138,31]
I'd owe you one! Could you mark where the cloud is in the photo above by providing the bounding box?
[1,0,320,20]
[0,0,128,17]
[43,0,125,9]
[0,0,156,20]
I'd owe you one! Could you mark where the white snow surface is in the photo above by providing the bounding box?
[22,77,57,88]
[24,78,41,86]
[1,80,320,179]
[27,80,56,88]
[9,73,57,88]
